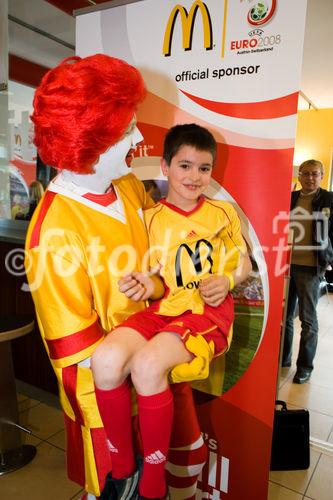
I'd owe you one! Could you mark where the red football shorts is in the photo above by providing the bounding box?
[118,293,234,356]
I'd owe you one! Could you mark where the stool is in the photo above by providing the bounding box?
[0,316,37,475]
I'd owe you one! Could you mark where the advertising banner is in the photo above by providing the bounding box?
[77,0,307,498]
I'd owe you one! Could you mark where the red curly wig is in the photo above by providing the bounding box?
[31,54,146,173]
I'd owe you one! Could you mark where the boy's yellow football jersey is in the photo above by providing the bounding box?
[145,197,246,316]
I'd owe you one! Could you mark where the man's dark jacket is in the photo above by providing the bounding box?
[291,188,333,272]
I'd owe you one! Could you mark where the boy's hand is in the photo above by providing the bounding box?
[199,275,230,307]
[118,272,155,301]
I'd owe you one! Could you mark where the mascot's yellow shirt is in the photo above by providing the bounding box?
[25,173,152,371]
[145,197,246,316]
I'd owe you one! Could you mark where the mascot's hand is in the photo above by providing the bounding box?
[118,272,154,301]
[170,334,215,383]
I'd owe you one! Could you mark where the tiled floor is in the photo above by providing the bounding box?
[0,395,83,499]
[269,292,333,500]
[1,294,332,499]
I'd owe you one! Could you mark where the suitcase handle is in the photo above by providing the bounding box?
[275,400,288,411]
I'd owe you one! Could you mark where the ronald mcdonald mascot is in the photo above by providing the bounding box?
[25,54,207,499]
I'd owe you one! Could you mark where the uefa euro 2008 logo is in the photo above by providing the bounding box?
[247,0,277,26]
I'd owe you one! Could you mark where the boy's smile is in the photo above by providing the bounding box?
[161,145,213,210]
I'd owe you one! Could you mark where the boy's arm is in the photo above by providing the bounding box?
[200,204,251,306]
[227,251,252,288]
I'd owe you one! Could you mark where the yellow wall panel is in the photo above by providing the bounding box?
[294,108,333,190]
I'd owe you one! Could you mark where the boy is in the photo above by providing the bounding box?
[92,124,251,500]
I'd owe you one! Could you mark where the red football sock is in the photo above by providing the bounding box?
[137,388,174,499]
[95,380,136,479]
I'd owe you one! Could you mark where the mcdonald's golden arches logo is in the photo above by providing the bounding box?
[163,0,213,57]
[175,239,213,287]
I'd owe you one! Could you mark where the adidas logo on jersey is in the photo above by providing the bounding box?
[145,450,166,464]
[107,440,118,453]
[186,230,198,239]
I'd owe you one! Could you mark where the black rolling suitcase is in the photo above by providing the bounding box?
[270,400,310,470]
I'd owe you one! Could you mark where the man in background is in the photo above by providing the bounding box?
[282,159,333,383]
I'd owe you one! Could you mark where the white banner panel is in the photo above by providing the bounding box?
[77,1,307,498]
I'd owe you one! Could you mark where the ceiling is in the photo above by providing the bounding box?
[7,0,333,110]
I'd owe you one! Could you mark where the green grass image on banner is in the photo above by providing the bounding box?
[223,304,264,392]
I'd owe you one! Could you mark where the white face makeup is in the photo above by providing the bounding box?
[100,124,143,181]
[61,122,143,193]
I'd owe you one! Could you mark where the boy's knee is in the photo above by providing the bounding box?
[131,349,165,389]
[91,343,110,371]
[91,343,127,387]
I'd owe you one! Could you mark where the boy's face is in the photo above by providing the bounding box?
[161,145,213,206]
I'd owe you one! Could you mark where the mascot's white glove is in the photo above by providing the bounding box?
[170,334,215,383]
